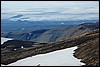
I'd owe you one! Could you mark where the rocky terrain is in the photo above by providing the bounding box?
[1,29,99,66]
[74,30,99,66]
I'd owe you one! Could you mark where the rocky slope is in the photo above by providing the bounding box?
[74,30,99,66]
[1,29,99,66]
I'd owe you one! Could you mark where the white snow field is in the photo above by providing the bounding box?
[1,46,85,66]
[1,37,12,45]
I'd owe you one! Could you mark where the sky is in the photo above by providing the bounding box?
[1,1,99,21]
[1,1,99,10]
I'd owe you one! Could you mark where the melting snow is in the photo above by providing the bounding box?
[21,46,24,49]
[2,46,85,66]
[14,49,17,51]
[1,37,12,45]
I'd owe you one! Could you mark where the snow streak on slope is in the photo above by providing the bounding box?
[1,37,12,45]
[3,46,85,66]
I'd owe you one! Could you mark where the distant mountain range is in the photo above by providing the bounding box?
[1,19,98,32]
[1,22,99,43]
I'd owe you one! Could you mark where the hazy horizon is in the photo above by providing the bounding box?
[1,1,99,21]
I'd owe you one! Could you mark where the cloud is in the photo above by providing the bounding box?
[1,1,99,21]
[1,1,99,10]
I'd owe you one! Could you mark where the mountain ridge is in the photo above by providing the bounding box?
[1,22,99,43]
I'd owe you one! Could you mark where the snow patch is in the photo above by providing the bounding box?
[1,37,12,45]
[21,46,24,49]
[2,46,85,66]
[14,49,17,51]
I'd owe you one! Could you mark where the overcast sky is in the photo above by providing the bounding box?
[1,1,99,10]
[1,1,99,21]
